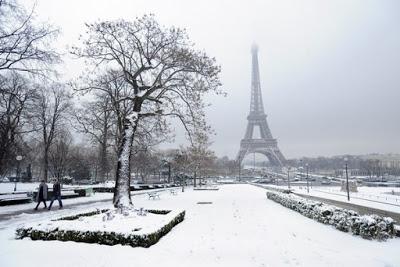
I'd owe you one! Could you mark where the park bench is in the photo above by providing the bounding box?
[170,189,177,195]
[0,195,32,206]
[148,192,160,200]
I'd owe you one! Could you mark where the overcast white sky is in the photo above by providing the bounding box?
[23,0,400,159]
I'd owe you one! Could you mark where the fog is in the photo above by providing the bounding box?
[24,0,400,159]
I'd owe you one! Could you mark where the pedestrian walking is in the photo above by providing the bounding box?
[34,180,48,210]
[48,179,63,210]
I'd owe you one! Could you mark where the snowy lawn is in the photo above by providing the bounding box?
[0,184,399,267]
[297,186,400,213]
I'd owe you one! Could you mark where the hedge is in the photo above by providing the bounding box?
[266,191,396,241]
[16,209,185,247]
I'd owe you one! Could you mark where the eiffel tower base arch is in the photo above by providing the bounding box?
[237,140,286,167]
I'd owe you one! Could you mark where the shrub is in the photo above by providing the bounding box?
[266,191,396,241]
[16,210,185,247]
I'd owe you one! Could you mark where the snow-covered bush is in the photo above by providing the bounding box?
[16,209,185,247]
[266,191,396,241]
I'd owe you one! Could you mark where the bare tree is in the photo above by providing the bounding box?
[187,130,216,186]
[73,75,171,182]
[33,84,71,182]
[74,93,113,182]
[49,130,72,181]
[0,0,59,75]
[67,144,95,182]
[0,72,35,175]
[72,15,221,207]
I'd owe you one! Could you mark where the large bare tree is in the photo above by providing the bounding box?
[72,15,221,207]
[0,72,35,175]
[33,84,71,182]
[0,0,60,175]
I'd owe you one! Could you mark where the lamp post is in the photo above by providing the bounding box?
[306,163,309,193]
[287,167,291,190]
[14,155,22,192]
[344,157,350,201]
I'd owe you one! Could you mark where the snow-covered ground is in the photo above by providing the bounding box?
[0,184,399,267]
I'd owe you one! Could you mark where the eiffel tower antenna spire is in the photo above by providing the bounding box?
[237,44,286,167]
[250,43,264,115]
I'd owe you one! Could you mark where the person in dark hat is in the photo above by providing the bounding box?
[34,180,48,210]
[48,179,63,210]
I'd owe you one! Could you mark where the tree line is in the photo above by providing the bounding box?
[0,0,230,207]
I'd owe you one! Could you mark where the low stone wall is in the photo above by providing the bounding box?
[266,191,396,241]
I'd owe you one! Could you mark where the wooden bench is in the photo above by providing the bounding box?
[148,192,160,200]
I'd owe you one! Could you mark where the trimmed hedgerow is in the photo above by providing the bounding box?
[266,191,396,241]
[146,209,171,215]
[16,210,185,247]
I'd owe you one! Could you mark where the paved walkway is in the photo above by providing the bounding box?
[0,188,172,222]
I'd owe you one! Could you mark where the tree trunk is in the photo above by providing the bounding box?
[43,147,49,182]
[99,110,109,182]
[113,113,138,207]
[99,143,107,182]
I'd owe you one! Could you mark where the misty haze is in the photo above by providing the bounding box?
[0,0,399,266]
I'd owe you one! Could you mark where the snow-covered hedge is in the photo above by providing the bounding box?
[266,191,396,241]
[16,209,185,247]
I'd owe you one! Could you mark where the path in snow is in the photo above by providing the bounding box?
[0,188,177,220]
[0,184,399,267]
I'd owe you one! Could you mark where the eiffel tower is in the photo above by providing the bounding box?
[237,44,286,167]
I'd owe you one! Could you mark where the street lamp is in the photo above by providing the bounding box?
[14,155,23,192]
[344,157,350,201]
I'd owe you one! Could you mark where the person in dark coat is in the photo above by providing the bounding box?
[48,179,63,210]
[34,180,48,210]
